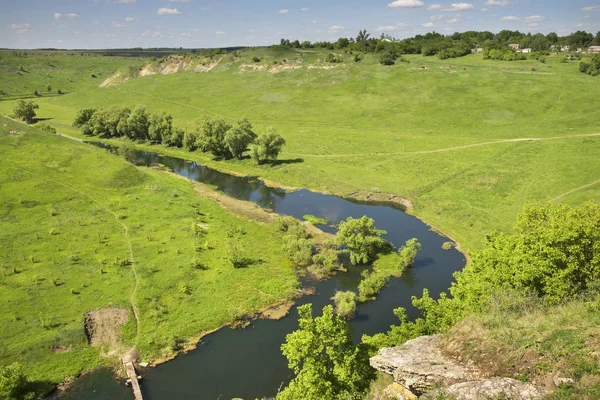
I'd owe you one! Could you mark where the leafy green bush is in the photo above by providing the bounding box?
[303,214,329,225]
[579,54,600,76]
[336,216,388,265]
[357,271,388,302]
[332,291,357,319]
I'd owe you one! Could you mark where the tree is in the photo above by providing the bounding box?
[379,50,397,65]
[0,362,29,399]
[125,107,150,140]
[249,127,286,165]
[33,90,39,97]
[224,117,257,159]
[73,108,97,128]
[197,118,233,158]
[148,112,173,143]
[336,216,387,265]
[57,89,63,95]
[277,304,373,400]
[46,85,51,92]
[13,100,38,124]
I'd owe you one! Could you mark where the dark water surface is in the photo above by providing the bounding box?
[55,143,465,400]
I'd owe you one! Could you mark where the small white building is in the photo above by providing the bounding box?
[520,48,532,54]
[508,43,520,50]
[589,46,600,54]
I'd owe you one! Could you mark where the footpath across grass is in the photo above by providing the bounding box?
[0,116,297,393]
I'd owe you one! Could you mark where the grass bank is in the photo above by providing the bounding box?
[2,49,598,250]
[0,116,299,394]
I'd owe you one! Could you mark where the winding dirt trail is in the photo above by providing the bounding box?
[549,179,600,202]
[286,133,600,158]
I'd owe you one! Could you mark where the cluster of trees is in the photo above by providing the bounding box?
[483,47,526,61]
[363,202,600,350]
[73,107,286,165]
[580,54,600,76]
[279,202,600,399]
[277,216,341,276]
[273,29,600,63]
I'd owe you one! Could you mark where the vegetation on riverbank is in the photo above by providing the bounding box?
[2,47,597,251]
[0,117,300,396]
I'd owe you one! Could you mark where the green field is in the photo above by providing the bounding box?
[0,116,299,391]
[2,48,597,250]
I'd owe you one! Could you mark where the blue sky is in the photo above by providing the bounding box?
[1,0,599,49]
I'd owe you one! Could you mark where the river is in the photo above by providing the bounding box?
[53,143,465,400]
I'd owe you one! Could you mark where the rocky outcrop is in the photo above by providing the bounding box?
[425,377,544,400]
[370,335,544,399]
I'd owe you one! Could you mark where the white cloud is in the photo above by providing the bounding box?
[169,0,191,2]
[582,6,600,11]
[216,30,226,35]
[329,25,345,33]
[375,25,407,32]
[486,0,510,5]
[111,22,127,27]
[447,17,460,23]
[423,22,436,27]
[388,0,425,8]
[17,29,29,34]
[501,15,519,21]
[301,8,310,12]
[448,3,473,11]
[116,0,137,3]
[157,8,181,15]
[192,28,200,32]
[525,15,545,22]
[54,13,80,20]
[10,23,30,29]
[181,32,191,36]
[528,23,539,28]
[428,3,473,11]
[481,8,488,12]
[125,17,135,22]
[142,30,161,37]
[279,9,289,14]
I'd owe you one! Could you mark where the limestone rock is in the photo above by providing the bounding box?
[434,377,544,400]
[370,335,479,395]
[382,383,418,400]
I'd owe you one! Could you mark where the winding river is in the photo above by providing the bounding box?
[54,143,465,400]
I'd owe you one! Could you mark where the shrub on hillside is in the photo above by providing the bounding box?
[13,100,38,124]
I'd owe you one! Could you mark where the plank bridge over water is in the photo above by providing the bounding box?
[123,360,143,400]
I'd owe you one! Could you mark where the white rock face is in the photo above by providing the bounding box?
[370,335,544,399]
[370,335,480,394]
[436,377,544,400]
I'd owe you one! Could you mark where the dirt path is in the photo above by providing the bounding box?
[285,133,600,158]
[548,179,600,202]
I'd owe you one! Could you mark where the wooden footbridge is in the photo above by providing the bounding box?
[123,360,143,400]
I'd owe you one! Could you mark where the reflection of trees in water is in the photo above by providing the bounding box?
[254,185,286,210]
[401,268,417,289]
[96,144,290,211]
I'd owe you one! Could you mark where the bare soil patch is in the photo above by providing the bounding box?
[84,307,130,347]
[344,189,413,211]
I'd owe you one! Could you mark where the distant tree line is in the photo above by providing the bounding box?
[73,107,286,165]
[273,29,600,64]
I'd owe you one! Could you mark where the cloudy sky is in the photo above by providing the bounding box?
[1,0,599,49]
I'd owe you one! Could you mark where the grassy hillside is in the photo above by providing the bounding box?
[0,116,298,392]
[2,48,596,250]
[0,51,140,99]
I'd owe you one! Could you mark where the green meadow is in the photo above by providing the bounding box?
[0,116,298,390]
[2,48,597,249]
